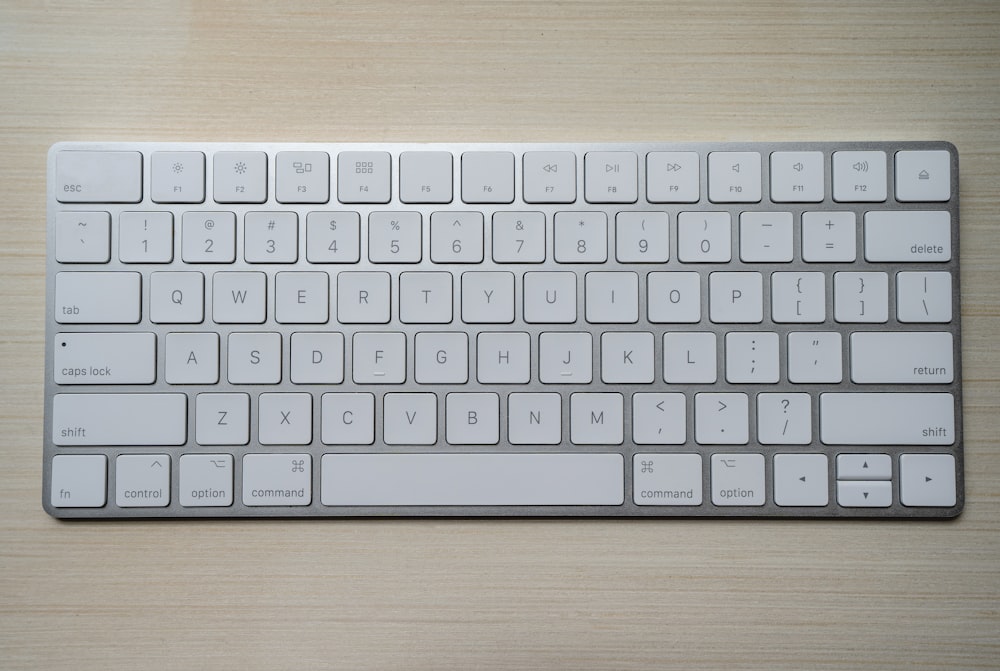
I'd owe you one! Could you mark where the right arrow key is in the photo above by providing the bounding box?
[900,454,957,507]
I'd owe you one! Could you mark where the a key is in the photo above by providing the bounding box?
[834,271,888,323]
[820,393,955,445]
[150,271,204,324]
[290,332,344,384]
[899,454,957,507]
[119,211,173,263]
[179,454,234,507]
[258,393,312,445]
[677,212,731,263]
[165,332,219,384]
[50,455,106,508]
[276,151,329,204]
[864,210,950,262]
[275,272,328,324]
[569,392,624,445]
[769,151,824,203]
[383,393,437,445]
[321,393,375,445]
[584,151,637,203]
[56,150,141,203]
[399,272,453,324]
[539,332,592,383]
[431,211,484,263]
[54,332,155,385]
[601,332,654,383]
[52,393,186,445]
[195,393,250,445]
[507,393,561,445]
[773,454,828,507]
[801,211,856,263]
[151,151,205,204]
[56,211,110,263]
[850,332,954,384]
[242,454,311,506]
[633,453,702,506]
[632,393,686,445]
[585,271,639,323]
[554,211,608,263]
[663,332,717,383]
[615,212,669,263]
[708,151,762,203]
[522,151,576,203]
[895,150,951,202]
[725,332,779,383]
[227,332,281,384]
[352,332,406,383]
[116,454,170,507]
[648,272,701,323]
[337,272,391,324]
[771,272,825,323]
[461,271,514,323]
[399,151,453,204]
[739,211,794,262]
[787,331,842,383]
[369,211,422,263]
[757,393,811,445]
[710,453,765,505]
[244,211,298,263]
[695,392,748,445]
[305,211,361,263]
[646,152,699,203]
[213,272,266,324]
[414,332,468,384]
[523,272,576,323]
[837,481,892,508]
[55,272,140,324]
[477,332,530,383]
[833,150,887,202]
[837,454,892,480]
[492,211,546,263]
[446,392,500,444]
[337,151,391,203]
[709,272,763,323]
[462,151,514,204]
[182,211,236,263]
[897,271,952,322]
[213,151,267,203]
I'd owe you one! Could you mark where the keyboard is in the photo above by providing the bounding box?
[44,141,963,519]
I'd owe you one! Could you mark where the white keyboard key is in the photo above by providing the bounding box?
[337,271,390,324]
[586,271,638,323]
[837,481,892,508]
[244,211,298,263]
[151,151,204,203]
[646,151,699,203]
[150,271,203,324]
[711,453,765,506]
[900,454,957,507]
[523,272,576,323]
[275,272,328,324]
[56,211,110,263]
[787,332,842,383]
[55,271,140,324]
[895,150,951,202]
[165,332,219,384]
[51,455,106,507]
[368,211,422,263]
[54,332,155,385]
[477,332,530,383]
[833,150,887,202]
[290,332,344,384]
[182,211,236,263]
[321,393,375,445]
[52,393,186,445]
[616,212,669,263]
[708,151,761,203]
[414,332,468,384]
[864,210,950,262]
[633,453,702,505]
[276,151,329,204]
[119,211,173,263]
[461,271,514,323]
[213,272,266,324]
[725,331,779,383]
[56,150,141,203]
[242,454,311,506]
[770,151,824,202]
[523,151,576,203]
[227,332,281,384]
[648,272,700,323]
[820,393,955,445]
[321,453,624,506]
[338,151,391,203]
[399,271,453,324]
[399,151,452,204]
[837,454,892,480]
[695,392,748,445]
[851,332,953,384]
[554,211,608,263]
[116,454,170,507]
[773,454,828,507]
[508,393,561,445]
[383,393,437,445]
[447,392,500,444]
[492,211,546,263]
[709,271,762,323]
[663,332,717,383]
[834,271,888,323]
[196,393,250,445]
[213,151,267,203]
[305,211,361,263]
[570,393,623,445]
[462,151,514,204]
[584,151,637,203]
[739,211,793,262]
[601,332,654,383]
[353,332,406,383]
[757,393,811,445]
[539,332,592,383]
[632,393,686,445]
[678,211,732,263]
[771,271,825,323]
[258,393,312,445]
[431,211,484,263]
[801,211,856,262]
[897,271,952,323]
[179,454,234,507]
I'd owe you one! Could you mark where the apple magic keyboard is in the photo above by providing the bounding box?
[44,141,963,518]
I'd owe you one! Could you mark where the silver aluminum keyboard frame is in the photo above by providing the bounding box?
[43,141,963,519]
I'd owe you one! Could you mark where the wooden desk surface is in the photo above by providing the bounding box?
[2,1,998,668]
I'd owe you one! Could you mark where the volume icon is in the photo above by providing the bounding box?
[792,162,804,172]
[852,161,869,173]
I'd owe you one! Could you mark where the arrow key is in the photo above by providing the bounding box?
[836,453,892,480]
[837,480,892,508]
[115,454,170,507]
[774,454,828,507]
[900,454,957,507]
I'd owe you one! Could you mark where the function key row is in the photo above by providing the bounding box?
[55,148,952,207]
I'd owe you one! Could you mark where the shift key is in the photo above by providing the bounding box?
[53,393,186,445]
[55,272,141,323]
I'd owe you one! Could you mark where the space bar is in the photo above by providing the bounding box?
[320,453,625,506]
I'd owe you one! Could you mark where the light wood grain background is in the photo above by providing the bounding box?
[2,1,998,669]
